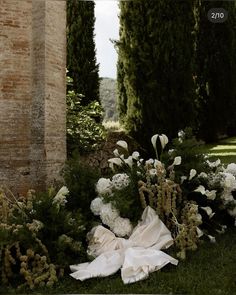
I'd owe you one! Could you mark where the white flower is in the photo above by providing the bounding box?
[189,169,197,180]
[181,176,187,184]
[196,227,204,238]
[159,134,168,150]
[206,159,221,168]
[178,130,185,138]
[154,160,162,169]
[52,186,69,207]
[145,159,154,166]
[113,149,120,157]
[108,158,122,167]
[168,149,175,155]
[56,186,69,197]
[225,163,236,176]
[194,185,206,194]
[221,191,234,203]
[151,134,159,152]
[173,156,181,166]
[112,173,130,190]
[205,190,217,200]
[149,169,157,177]
[195,213,202,223]
[194,185,216,200]
[116,140,128,151]
[124,156,133,168]
[199,172,208,178]
[223,173,236,189]
[111,217,133,237]
[96,178,113,196]
[132,151,140,160]
[90,197,104,216]
[207,235,216,243]
[100,203,119,227]
[200,206,215,219]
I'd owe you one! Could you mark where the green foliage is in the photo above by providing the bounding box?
[67,0,100,104]
[117,1,196,152]
[0,187,86,289]
[193,1,236,142]
[66,77,106,155]
[162,128,211,178]
[63,154,100,224]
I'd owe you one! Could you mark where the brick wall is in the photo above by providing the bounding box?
[0,0,66,195]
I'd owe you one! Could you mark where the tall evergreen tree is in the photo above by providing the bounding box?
[117,1,196,152]
[67,0,100,104]
[194,1,236,142]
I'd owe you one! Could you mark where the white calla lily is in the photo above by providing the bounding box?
[113,149,120,157]
[159,134,168,150]
[108,158,122,167]
[173,156,181,166]
[151,134,159,151]
[196,227,204,238]
[181,176,187,184]
[194,185,206,194]
[124,156,133,168]
[201,206,215,219]
[189,169,197,180]
[132,151,140,160]
[116,140,128,151]
[207,235,216,243]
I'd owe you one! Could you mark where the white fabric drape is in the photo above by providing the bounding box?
[70,206,178,284]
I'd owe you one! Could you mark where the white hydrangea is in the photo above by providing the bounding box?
[90,197,104,216]
[112,173,130,190]
[96,178,113,196]
[100,203,119,227]
[52,186,69,207]
[222,173,236,189]
[225,163,236,176]
[111,216,133,237]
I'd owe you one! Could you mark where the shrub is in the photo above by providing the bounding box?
[0,187,86,290]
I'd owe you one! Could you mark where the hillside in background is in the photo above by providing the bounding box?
[100,77,118,121]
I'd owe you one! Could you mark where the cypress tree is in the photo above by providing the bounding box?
[67,0,100,104]
[117,1,196,152]
[194,1,236,142]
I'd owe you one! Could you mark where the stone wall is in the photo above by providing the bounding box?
[0,0,66,195]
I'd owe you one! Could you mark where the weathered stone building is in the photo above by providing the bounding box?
[0,0,67,195]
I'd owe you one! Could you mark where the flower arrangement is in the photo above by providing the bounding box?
[89,131,236,259]
[0,186,85,289]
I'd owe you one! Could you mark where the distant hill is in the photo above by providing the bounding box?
[99,77,118,121]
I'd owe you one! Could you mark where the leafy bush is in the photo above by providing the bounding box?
[0,187,86,290]
[66,76,106,155]
[63,153,101,224]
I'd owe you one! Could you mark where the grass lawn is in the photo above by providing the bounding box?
[1,227,235,295]
[1,137,236,294]
[200,137,236,164]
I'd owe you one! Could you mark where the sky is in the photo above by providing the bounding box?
[94,1,119,79]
